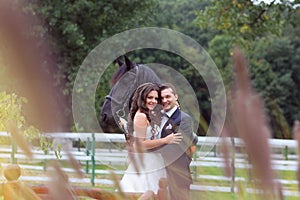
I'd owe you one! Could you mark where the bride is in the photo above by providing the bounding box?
[119,83,182,194]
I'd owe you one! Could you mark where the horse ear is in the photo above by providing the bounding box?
[115,58,124,67]
[124,55,135,70]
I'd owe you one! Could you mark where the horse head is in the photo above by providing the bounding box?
[100,56,161,133]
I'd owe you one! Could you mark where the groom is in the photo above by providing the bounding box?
[159,83,198,200]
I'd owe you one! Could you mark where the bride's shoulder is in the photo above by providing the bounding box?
[134,112,149,126]
[135,112,147,119]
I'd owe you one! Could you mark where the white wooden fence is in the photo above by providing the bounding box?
[0,132,299,197]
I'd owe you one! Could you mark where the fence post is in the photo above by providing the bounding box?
[77,138,81,152]
[192,148,197,181]
[11,141,17,164]
[231,137,235,193]
[283,145,289,160]
[85,137,90,174]
[109,140,112,153]
[43,159,47,171]
[91,133,95,186]
[213,145,217,157]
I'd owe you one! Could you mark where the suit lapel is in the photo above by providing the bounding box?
[161,108,181,138]
[170,108,181,124]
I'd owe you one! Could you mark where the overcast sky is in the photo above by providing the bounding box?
[252,0,293,4]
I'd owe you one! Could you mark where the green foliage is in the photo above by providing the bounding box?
[248,33,300,138]
[0,92,26,131]
[14,0,300,138]
[151,0,215,47]
[0,92,41,142]
[24,0,156,129]
[208,35,233,69]
[54,144,62,159]
[34,0,154,84]
[39,136,53,154]
[194,0,300,138]
[196,0,298,48]
[0,92,54,152]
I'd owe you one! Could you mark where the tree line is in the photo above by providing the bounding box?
[1,0,299,138]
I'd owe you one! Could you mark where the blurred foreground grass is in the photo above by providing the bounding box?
[0,156,298,199]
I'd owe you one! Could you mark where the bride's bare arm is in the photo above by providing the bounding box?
[143,133,183,150]
[133,113,148,152]
[134,113,183,150]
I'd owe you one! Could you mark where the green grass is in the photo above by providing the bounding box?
[74,162,299,200]
[191,191,236,200]
[189,165,299,200]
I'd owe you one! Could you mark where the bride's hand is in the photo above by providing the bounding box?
[164,133,183,144]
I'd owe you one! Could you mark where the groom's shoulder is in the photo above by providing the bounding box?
[180,110,191,119]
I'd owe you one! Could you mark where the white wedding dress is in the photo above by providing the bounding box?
[119,126,167,194]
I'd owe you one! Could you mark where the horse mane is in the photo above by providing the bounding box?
[136,64,161,85]
[111,56,136,86]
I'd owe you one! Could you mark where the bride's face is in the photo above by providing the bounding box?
[145,90,159,110]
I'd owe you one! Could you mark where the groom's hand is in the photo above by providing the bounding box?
[164,132,183,144]
[186,145,196,160]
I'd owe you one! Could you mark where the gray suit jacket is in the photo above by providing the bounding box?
[159,108,197,200]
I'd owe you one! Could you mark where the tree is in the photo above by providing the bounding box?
[24,0,156,130]
[196,0,299,48]
[195,0,300,138]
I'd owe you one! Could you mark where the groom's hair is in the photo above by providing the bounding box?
[159,83,177,95]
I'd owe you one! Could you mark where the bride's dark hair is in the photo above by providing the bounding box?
[127,83,161,143]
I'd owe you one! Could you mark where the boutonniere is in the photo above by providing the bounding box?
[166,123,173,130]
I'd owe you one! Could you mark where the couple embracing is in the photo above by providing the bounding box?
[119,82,198,200]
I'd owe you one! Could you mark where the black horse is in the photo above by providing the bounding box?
[101,56,161,132]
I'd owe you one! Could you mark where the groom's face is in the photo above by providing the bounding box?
[161,88,178,112]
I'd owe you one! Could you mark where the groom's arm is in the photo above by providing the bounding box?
[178,112,198,159]
[178,113,194,148]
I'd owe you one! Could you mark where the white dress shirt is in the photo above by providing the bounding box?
[159,106,178,134]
